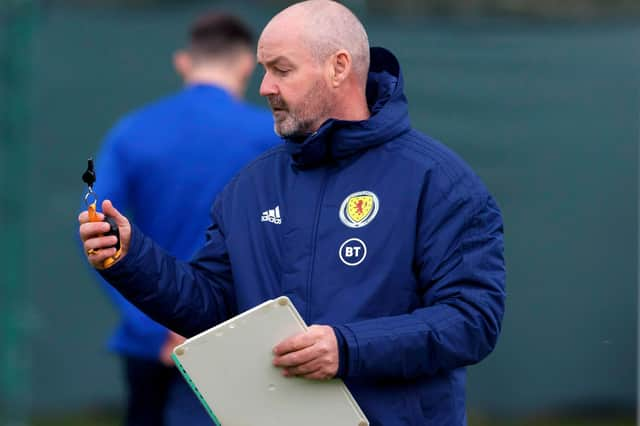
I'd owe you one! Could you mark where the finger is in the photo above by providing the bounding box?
[84,235,119,251]
[79,221,111,242]
[87,246,117,258]
[88,247,117,268]
[282,358,323,376]
[102,200,128,227]
[283,363,333,380]
[273,344,318,368]
[273,332,316,356]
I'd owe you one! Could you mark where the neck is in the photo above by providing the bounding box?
[332,87,370,122]
[184,67,245,99]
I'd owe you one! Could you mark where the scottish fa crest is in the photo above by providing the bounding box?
[339,190,379,228]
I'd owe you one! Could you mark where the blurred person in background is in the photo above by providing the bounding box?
[80,1,505,424]
[88,11,279,426]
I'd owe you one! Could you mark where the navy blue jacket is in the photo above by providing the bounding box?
[102,48,506,425]
[94,84,279,359]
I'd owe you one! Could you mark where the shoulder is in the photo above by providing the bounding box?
[127,89,194,121]
[389,129,492,205]
[226,144,288,186]
[389,130,471,175]
[232,101,277,129]
[105,91,185,139]
[217,144,286,191]
[210,144,287,218]
[234,100,272,117]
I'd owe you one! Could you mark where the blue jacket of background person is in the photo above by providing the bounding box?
[94,83,280,360]
[101,48,506,426]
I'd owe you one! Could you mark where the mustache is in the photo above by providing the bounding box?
[267,95,288,110]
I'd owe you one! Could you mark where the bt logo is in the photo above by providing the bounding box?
[339,238,367,266]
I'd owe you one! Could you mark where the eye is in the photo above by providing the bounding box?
[274,67,290,76]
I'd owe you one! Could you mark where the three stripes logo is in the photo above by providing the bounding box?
[261,205,282,224]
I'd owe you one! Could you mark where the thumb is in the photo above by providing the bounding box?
[102,199,128,227]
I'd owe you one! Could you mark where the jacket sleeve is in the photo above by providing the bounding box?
[99,198,237,338]
[335,168,506,379]
[91,121,168,357]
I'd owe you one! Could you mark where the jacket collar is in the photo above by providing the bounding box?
[284,47,411,169]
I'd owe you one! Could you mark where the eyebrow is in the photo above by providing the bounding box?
[258,56,293,67]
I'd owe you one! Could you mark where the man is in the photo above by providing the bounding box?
[80,1,506,424]
[88,12,279,426]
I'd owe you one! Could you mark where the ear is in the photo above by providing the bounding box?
[329,50,352,88]
[238,50,256,82]
[173,50,192,80]
[235,51,256,97]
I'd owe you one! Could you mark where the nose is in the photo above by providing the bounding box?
[259,71,278,97]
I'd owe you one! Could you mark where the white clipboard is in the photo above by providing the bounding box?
[172,296,369,426]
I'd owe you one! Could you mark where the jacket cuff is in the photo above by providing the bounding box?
[333,325,358,378]
[99,223,144,281]
[332,326,348,378]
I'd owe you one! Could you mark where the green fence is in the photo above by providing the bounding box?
[1,1,37,425]
[1,0,638,422]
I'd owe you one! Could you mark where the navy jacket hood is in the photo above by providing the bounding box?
[285,47,411,168]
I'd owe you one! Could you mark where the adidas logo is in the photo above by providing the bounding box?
[261,205,282,224]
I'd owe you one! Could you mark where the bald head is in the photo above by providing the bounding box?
[263,0,370,83]
[258,0,371,136]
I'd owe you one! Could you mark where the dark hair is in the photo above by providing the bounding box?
[189,12,254,58]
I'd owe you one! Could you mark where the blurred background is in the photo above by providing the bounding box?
[1,0,638,425]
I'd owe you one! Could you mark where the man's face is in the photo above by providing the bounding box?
[257,29,333,137]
